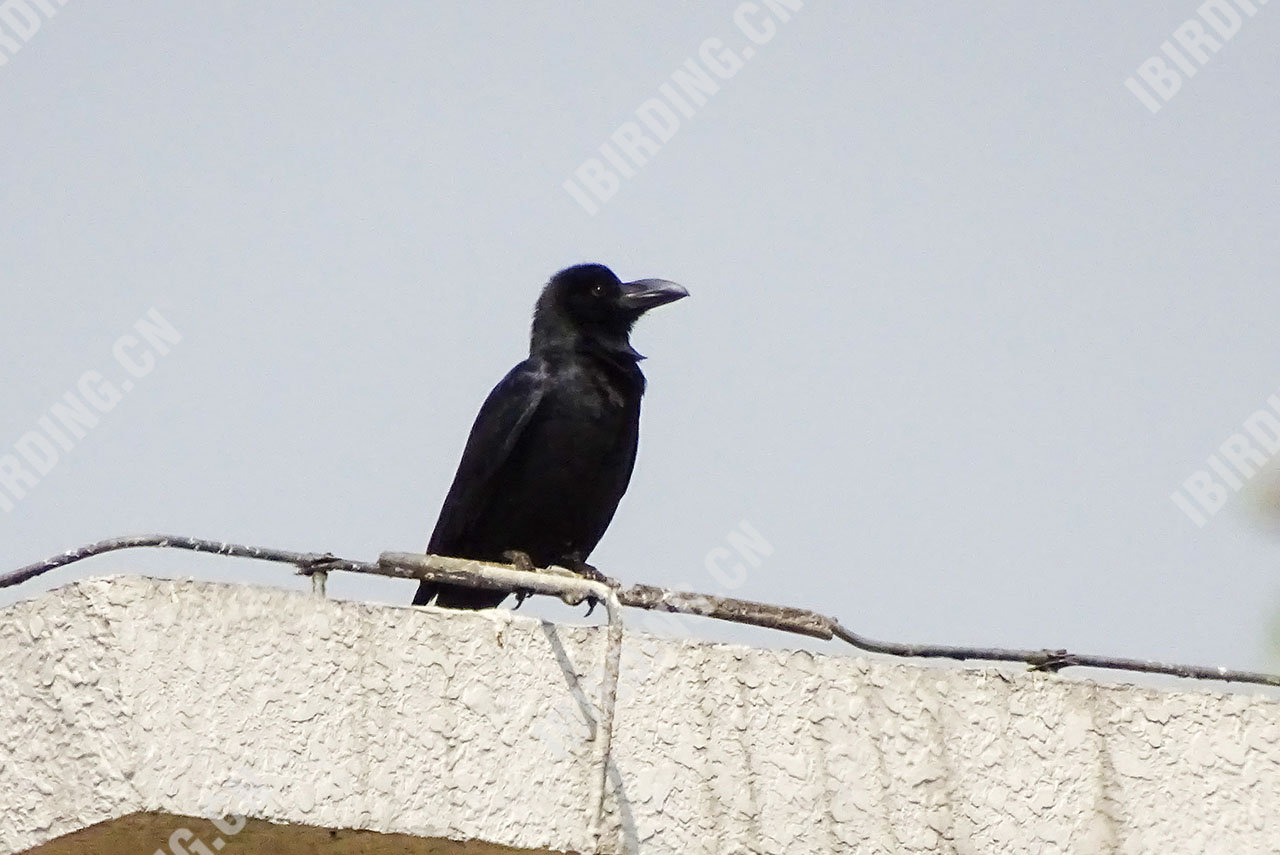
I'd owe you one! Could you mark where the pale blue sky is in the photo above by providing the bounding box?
[2,2,1278,683]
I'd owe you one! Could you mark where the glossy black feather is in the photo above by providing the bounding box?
[414,264,685,609]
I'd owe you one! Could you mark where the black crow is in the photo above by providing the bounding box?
[414,263,688,609]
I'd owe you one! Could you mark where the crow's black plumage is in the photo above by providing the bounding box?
[414,264,688,609]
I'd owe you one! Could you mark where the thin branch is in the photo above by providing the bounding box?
[0,534,378,591]
[4,534,1279,689]
[617,584,834,639]
[826,624,1280,685]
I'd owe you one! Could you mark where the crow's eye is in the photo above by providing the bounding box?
[591,283,607,297]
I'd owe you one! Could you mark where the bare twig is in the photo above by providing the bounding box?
[0,534,379,591]
[617,584,833,639]
[3,534,1279,688]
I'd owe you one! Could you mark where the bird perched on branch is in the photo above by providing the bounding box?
[414,263,688,609]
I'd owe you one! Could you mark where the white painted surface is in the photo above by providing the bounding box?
[2,576,1278,854]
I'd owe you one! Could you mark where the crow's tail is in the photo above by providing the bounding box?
[413,581,508,610]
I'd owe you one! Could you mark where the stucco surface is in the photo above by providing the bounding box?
[2,575,1279,855]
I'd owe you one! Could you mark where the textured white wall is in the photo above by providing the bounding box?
[2,576,1279,855]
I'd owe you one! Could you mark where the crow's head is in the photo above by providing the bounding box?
[532,263,687,355]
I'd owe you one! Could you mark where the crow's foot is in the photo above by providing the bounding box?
[566,559,620,617]
[566,559,619,587]
[503,550,536,609]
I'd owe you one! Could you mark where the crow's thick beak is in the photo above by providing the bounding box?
[618,278,689,313]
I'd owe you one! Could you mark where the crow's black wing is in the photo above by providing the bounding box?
[427,358,547,553]
[413,359,546,606]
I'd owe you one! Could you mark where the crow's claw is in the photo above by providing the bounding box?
[574,564,607,584]
[567,559,619,588]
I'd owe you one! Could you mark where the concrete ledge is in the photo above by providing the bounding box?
[2,576,1279,854]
